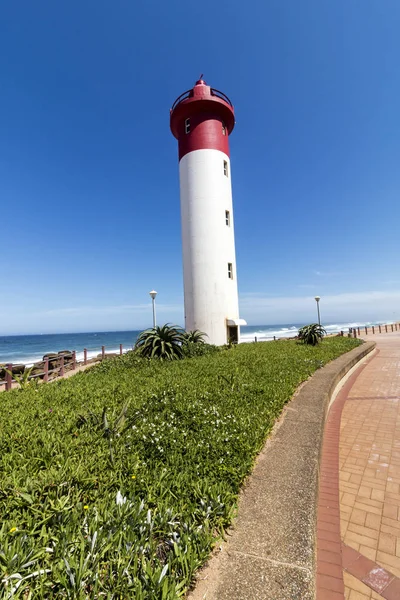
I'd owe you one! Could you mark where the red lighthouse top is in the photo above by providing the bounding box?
[170,79,235,161]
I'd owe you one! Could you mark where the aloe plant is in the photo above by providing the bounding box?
[298,323,327,346]
[134,324,185,360]
[182,330,207,344]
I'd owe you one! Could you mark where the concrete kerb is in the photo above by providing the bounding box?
[188,340,376,600]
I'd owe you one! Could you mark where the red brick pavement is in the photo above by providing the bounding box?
[317,331,400,600]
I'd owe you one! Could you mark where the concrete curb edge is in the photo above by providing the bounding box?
[188,340,376,600]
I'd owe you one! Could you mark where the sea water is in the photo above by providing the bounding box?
[0,320,392,366]
[238,321,391,343]
[0,331,140,366]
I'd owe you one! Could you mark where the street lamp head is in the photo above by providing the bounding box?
[149,290,157,300]
[314,296,321,302]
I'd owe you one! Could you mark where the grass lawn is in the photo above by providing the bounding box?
[0,337,360,598]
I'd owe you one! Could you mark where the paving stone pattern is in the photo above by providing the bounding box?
[187,333,399,600]
[339,333,400,599]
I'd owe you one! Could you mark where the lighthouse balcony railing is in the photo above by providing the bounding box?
[210,88,233,106]
[171,90,192,111]
[171,87,233,112]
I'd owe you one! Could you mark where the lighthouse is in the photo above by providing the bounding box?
[170,78,246,345]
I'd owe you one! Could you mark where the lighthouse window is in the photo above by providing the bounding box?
[185,118,191,134]
[225,210,230,226]
[228,263,233,279]
[223,160,228,177]
[222,123,226,135]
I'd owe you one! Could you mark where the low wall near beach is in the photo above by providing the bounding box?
[0,343,128,391]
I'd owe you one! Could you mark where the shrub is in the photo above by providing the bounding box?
[298,323,327,346]
[5,365,38,391]
[134,324,185,360]
[182,330,207,344]
[181,341,220,358]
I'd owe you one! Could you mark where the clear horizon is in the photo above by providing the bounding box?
[1,1,399,336]
[1,298,399,338]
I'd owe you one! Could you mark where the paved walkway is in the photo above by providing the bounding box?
[317,331,400,599]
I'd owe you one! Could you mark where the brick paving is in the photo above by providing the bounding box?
[340,332,400,598]
[317,330,400,599]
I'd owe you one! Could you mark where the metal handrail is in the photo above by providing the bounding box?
[171,87,233,112]
[210,88,233,107]
[171,89,192,111]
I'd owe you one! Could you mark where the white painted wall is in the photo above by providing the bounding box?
[179,149,240,345]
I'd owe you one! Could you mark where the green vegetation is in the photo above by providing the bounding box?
[180,341,219,359]
[298,323,327,345]
[0,337,360,598]
[135,324,186,360]
[5,366,37,391]
[182,330,207,344]
[135,325,208,361]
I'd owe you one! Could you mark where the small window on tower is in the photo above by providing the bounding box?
[185,118,191,134]
[223,160,228,177]
[225,210,230,226]
[228,263,233,279]
[222,122,226,135]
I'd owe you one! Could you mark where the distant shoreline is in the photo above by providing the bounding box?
[0,320,397,366]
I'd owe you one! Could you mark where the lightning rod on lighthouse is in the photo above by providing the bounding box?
[170,78,246,345]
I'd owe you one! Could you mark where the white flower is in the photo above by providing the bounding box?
[158,564,168,584]
[116,490,127,506]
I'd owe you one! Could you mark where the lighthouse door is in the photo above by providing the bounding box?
[227,325,238,344]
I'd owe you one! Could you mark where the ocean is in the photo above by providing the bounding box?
[239,321,389,343]
[0,320,391,366]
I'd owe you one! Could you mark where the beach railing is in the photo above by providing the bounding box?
[0,344,129,391]
[349,322,399,338]
[252,322,399,344]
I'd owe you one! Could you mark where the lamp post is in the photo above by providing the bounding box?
[149,290,157,328]
[314,296,321,326]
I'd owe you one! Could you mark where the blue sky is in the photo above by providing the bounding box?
[1,1,399,334]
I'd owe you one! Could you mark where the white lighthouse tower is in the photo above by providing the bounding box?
[170,78,246,345]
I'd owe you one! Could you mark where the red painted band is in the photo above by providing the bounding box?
[177,116,230,161]
[170,80,235,161]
